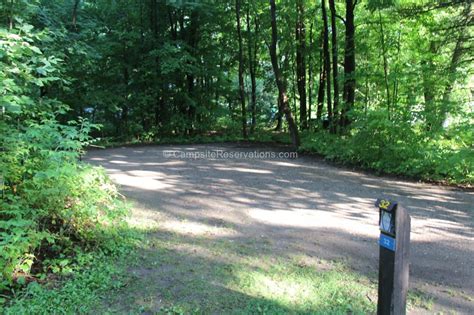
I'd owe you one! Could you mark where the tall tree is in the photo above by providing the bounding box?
[321,0,332,123]
[316,30,326,121]
[269,0,300,148]
[236,0,247,138]
[341,0,357,128]
[246,4,259,134]
[328,0,339,131]
[295,0,307,129]
[308,21,314,124]
[186,9,199,135]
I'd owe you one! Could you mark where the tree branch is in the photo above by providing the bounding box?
[335,13,346,25]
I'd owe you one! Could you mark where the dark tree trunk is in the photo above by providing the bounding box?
[341,0,357,128]
[308,22,314,124]
[317,31,325,121]
[72,0,80,31]
[329,0,339,132]
[322,0,332,123]
[236,0,247,139]
[152,0,159,129]
[275,96,283,131]
[296,0,307,129]
[186,10,199,135]
[269,0,300,148]
[246,6,258,134]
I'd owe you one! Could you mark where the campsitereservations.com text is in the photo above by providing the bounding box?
[162,150,298,160]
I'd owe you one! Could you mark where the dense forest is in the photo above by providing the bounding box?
[0,0,473,311]
[2,0,473,178]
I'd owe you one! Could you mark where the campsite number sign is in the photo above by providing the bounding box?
[375,198,411,315]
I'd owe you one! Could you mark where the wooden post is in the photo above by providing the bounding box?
[375,199,411,315]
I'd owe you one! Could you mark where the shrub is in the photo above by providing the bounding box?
[300,111,473,185]
[0,119,129,292]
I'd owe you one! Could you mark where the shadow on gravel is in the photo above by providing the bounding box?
[86,144,474,314]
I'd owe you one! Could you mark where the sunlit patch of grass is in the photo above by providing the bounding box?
[230,258,376,314]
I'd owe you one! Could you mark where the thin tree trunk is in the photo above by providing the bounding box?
[317,31,325,121]
[322,0,332,124]
[422,41,436,127]
[275,94,283,131]
[269,0,300,148]
[246,6,258,134]
[392,30,401,108]
[378,11,391,119]
[308,22,314,125]
[186,10,199,135]
[364,76,369,115]
[153,0,166,131]
[72,0,80,31]
[8,0,13,29]
[341,0,357,128]
[236,0,247,139]
[438,36,463,129]
[292,57,299,128]
[329,0,339,131]
[296,0,307,129]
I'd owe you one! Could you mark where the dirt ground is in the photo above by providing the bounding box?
[86,143,473,314]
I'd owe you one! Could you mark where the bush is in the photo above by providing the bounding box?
[0,23,129,293]
[300,111,473,185]
[0,120,128,292]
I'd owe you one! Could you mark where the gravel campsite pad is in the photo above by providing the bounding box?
[86,143,473,314]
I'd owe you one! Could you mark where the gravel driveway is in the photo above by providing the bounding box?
[86,143,473,314]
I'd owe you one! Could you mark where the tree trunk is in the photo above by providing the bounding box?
[422,42,436,127]
[341,0,357,128]
[296,0,307,129]
[328,0,339,131]
[322,0,332,123]
[186,10,199,135]
[8,0,13,29]
[308,22,314,125]
[438,3,472,130]
[236,0,247,139]
[378,11,391,119]
[246,6,258,134]
[317,31,325,121]
[292,57,299,128]
[438,37,463,128]
[275,95,283,131]
[269,0,300,148]
[71,0,80,31]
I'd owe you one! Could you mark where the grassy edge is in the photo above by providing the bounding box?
[2,228,142,315]
[1,226,437,314]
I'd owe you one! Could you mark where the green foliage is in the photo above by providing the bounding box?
[0,19,129,295]
[2,251,131,315]
[300,112,473,184]
[0,126,129,291]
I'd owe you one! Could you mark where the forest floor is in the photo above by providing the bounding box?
[86,143,473,314]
